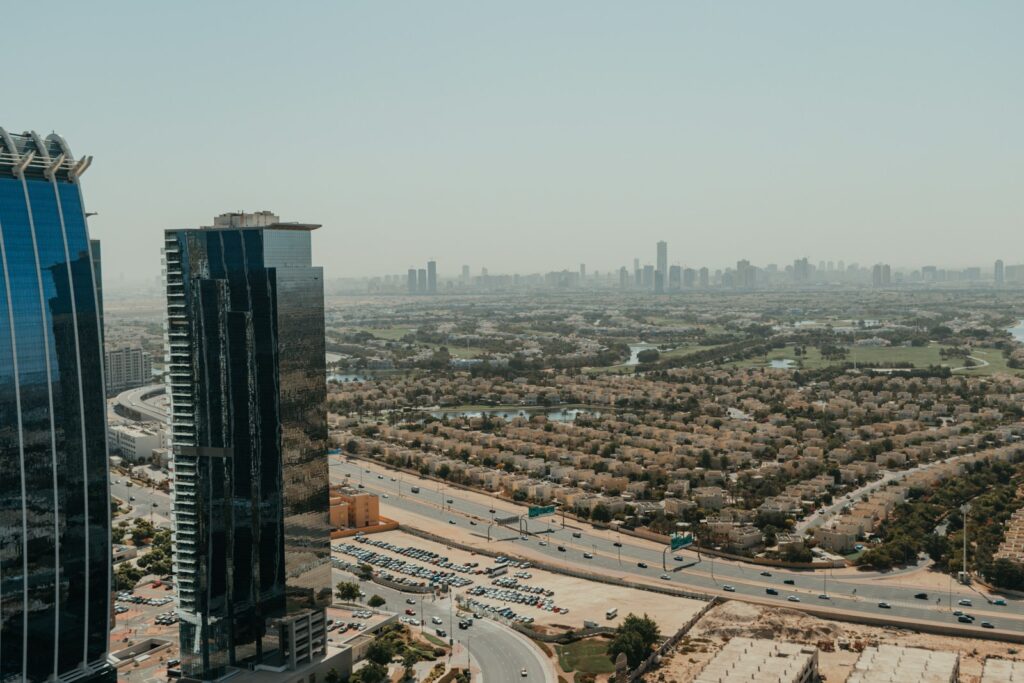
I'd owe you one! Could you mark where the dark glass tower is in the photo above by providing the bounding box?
[164,212,330,678]
[0,129,113,682]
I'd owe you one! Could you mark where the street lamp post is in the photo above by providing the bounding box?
[961,503,970,583]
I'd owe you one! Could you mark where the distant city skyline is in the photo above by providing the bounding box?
[5,2,1022,284]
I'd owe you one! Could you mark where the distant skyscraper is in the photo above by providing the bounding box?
[872,263,892,287]
[654,270,664,294]
[668,264,681,290]
[736,259,756,289]
[427,260,437,293]
[579,263,586,282]
[407,268,417,293]
[619,266,629,289]
[633,257,641,287]
[656,241,667,285]
[995,259,1005,286]
[417,268,427,292]
[699,267,710,288]
[164,212,331,678]
[642,264,655,290]
[461,264,470,282]
[0,129,114,682]
[683,267,696,288]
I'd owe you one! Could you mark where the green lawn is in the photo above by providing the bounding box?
[423,633,448,648]
[730,343,983,372]
[952,347,1024,376]
[555,638,615,675]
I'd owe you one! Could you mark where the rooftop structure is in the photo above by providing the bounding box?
[847,645,959,683]
[694,637,817,683]
[983,658,1024,681]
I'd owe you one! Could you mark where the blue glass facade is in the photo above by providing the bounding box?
[0,131,112,682]
[165,214,329,679]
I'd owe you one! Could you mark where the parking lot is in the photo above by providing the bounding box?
[110,578,180,682]
[334,530,705,632]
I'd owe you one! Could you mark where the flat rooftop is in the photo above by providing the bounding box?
[847,645,959,683]
[695,637,817,683]
[983,658,1024,682]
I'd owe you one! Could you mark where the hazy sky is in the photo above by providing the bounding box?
[7,2,1022,285]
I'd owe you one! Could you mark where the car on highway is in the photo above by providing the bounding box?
[958,616,973,623]
[572,532,582,538]
[992,598,1007,606]
[557,546,566,552]
[787,596,800,602]
[673,555,684,561]
[520,669,528,677]
[469,521,476,526]
[766,588,778,595]
[613,541,622,547]
[982,621,995,629]
[405,609,415,616]
[877,602,891,609]
[431,616,443,625]
[406,598,416,604]
[382,494,389,499]
[538,541,548,547]
[436,628,447,638]
[958,599,973,606]
[660,574,671,581]
[637,562,648,569]
[447,498,454,504]
[818,594,830,600]
[449,520,456,525]
[723,585,736,592]
[914,593,928,600]
[783,579,795,585]
[520,535,528,541]
[377,474,383,479]
[760,571,772,577]
[583,552,593,559]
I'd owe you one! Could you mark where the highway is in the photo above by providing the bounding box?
[335,569,553,682]
[334,456,1024,637]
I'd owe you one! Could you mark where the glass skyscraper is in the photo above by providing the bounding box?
[164,212,330,678]
[0,129,113,681]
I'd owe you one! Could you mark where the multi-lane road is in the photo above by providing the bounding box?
[333,456,1024,637]
[111,475,171,527]
[336,570,552,682]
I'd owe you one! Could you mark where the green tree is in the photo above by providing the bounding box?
[607,613,660,668]
[336,581,362,602]
[352,662,388,683]
[591,504,612,523]
[368,594,386,608]
[366,638,396,665]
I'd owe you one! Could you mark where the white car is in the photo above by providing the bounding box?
[520,669,528,677]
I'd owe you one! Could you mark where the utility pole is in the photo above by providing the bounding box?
[961,503,970,583]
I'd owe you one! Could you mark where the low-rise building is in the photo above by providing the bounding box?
[330,486,380,530]
[847,645,958,683]
[982,658,1024,681]
[695,637,817,683]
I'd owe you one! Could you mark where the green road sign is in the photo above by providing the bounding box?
[528,505,556,518]
[671,532,694,550]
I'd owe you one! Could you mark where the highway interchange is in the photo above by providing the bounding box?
[333,456,1024,638]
